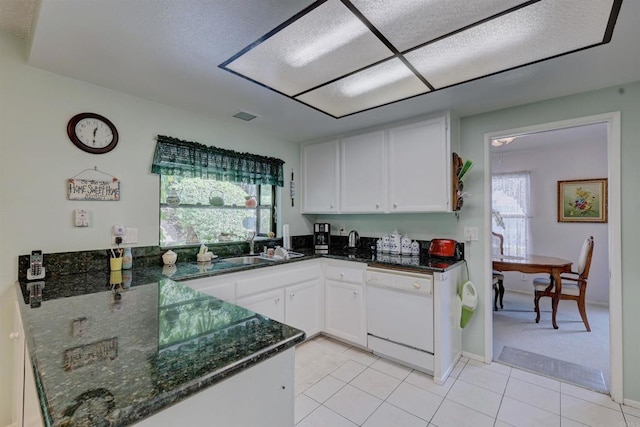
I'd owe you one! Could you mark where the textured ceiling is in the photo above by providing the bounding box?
[2,0,640,143]
[0,0,36,38]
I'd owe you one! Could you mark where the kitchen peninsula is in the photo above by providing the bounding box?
[16,272,305,426]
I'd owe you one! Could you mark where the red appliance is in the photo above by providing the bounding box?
[428,239,459,259]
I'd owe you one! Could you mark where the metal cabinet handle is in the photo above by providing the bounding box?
[290,293,295,297]
[9,332,19,340]
[375,203,380,209]
[393,203,398,208]
[413,282,421,289]
[275,297,280,303]
[353,291,358,296]
[330,204,334,209]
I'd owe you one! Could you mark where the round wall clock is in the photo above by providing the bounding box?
[67,113,119,154]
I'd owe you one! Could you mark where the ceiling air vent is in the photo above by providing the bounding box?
[232,110,259,121]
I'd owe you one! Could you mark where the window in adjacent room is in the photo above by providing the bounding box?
[492,172,531,257]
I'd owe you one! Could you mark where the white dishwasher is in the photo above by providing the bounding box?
[365,267,435,373]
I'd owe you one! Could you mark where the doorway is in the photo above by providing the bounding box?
[483,112,622,402]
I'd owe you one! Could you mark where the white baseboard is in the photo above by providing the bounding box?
[461,351,486,363]
[624,397,640,410]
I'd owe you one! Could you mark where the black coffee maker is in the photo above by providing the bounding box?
[314,223,330,254]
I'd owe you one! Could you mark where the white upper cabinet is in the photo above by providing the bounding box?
[387,116,450,212]
[301,139,340,213]
[340,130,386,213]
[301,113,455,214]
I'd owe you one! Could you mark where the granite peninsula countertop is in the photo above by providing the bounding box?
[16,249,463,426]
[16,276,305,426]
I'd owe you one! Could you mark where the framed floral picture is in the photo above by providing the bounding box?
[557,178,608,223]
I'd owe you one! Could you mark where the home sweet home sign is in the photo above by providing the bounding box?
[68,178,120,201]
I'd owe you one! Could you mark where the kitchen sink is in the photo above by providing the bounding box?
[224,256,275,265]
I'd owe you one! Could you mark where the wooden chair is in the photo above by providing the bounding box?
[492,232,505,311]
[533,236,594,331]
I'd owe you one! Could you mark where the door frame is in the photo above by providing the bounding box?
[483,112,622,402]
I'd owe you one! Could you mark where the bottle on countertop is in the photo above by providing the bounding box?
[122,247,132,269]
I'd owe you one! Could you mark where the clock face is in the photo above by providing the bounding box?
[75,118,114,148]
[67,113,119,154]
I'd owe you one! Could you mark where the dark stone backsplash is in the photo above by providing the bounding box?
[18,234,464,279]
[18,238,284,279]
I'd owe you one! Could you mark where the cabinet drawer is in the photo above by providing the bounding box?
[325,264,364,284]
[236,265,321,298]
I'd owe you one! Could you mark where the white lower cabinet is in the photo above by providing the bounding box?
[136,348,295,427]
[285,279,323,337]
[325,280,366,346]
[182,276,236,303]
[324,261,367,347]
[13,301,44,427]
[237,288,285,323]
[235,261,324,338]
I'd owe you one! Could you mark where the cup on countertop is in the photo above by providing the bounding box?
[110,257,123,271]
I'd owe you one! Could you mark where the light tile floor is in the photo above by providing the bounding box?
[295,335,638,427]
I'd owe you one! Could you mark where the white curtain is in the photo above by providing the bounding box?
[492,172,531,257]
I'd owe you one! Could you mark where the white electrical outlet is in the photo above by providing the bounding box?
[111,227,138,244]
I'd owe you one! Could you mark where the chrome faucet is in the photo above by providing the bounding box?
[247,231,256,255]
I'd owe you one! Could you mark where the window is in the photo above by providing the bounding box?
[151,134,285,247]
[160,175,275,247]
[492,172,530,257]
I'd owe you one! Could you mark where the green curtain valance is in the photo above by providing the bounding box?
[151,135,285,187]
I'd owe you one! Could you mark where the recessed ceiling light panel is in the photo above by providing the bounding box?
[219,0,623,118]
[405,0,618,89]
[350,0,525,52]
[296,58,429,117]
[222,0,393,96]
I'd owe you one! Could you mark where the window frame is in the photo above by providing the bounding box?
[159,175,277,247]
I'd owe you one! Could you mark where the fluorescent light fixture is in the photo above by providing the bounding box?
[220,0,623,118]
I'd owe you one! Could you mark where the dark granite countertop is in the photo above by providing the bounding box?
[16,276,305,426]
[15,249,464,426]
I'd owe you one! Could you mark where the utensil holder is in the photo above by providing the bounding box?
[110,257,123,271]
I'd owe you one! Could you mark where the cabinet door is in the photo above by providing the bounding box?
[388,117,450,212]
[13,302,25,427]
[136,348,294,427]
[341,131,386,213]
[285,278,323,337]
[15,302,44,427]
[302,140,340,213]
[183,276,236,303]
[237,289,285,323]
[325,280,366,346]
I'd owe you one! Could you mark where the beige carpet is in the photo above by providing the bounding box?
[492,290,610,390]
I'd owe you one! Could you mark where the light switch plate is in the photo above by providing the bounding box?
[74,209,89,227]
[464,226,479,241]
[125,228,138,244]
